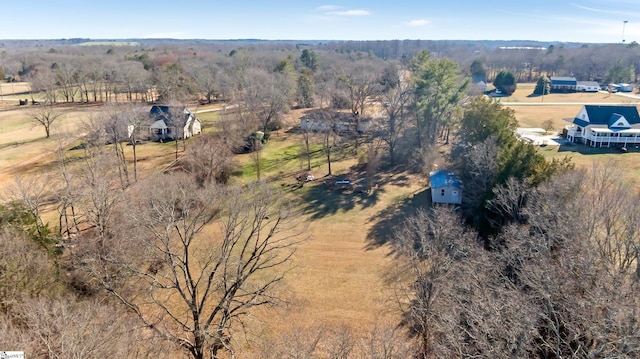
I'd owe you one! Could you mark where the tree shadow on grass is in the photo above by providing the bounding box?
[298,180,386,220]
[0,137,43,151]
[557,142,632,155]
[378,173,412,188]
[365,188,431,253]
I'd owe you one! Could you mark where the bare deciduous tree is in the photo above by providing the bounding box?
[301,119,315,171]
[393,207,477,356]
[355,323,416,359]
[15,296,173,359]
[392,166,640,358]
[29,101,63,138]
[458,137,499,232]
[317,110,339,176]
[183,133,235,186]
[93,174,303,359]
[235,67,292,134]
[0,228,60,313]
[10,175,54,248]
[119,104,148,182]
[377,68,412,165]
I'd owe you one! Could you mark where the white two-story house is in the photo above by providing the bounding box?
[565,105,640,148]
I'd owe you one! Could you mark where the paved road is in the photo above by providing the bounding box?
[501,91,640,106]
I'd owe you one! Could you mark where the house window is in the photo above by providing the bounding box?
[441,189,445,196]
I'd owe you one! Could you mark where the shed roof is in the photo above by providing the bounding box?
[430,170,462,189]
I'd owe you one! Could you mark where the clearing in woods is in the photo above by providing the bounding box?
[2,83,640,348]
[0,101,422,344]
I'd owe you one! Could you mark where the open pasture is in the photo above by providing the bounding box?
[0,105,92,183]
[3,82,640,351]
[0,82,32,107]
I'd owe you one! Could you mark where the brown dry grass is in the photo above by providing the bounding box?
[0,105,94,185]
[0,98,420,355]
[510,104,584,129]
[0,82,31,97]
[4,89,640,354]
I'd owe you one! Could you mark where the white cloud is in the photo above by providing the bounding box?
[570,3,640,18]
[315,5,341,12]
[327,9,371,16]
[406,19,430,27]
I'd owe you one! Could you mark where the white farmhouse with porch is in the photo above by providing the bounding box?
[565,105,640,148]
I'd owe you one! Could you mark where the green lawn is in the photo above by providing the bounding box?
[537,143,640,186]
[236,140,334,181]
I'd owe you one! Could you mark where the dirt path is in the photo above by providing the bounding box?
[0,136,79,176]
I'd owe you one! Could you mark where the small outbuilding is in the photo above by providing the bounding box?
[618,83,634,92]
[429,170,462,205]
[576,81,600,92]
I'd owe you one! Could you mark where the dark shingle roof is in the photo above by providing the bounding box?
[550,76,577,85]
[608,113,629,128]
[581,105,640,125]
[471,75,487,84]
[150,105,193,126]
[574,119,589,127]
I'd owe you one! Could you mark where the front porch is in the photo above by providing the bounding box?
[566,125,640,148]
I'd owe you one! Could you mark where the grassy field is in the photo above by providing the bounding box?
[0,82,32,106]
[0,100,413,330]
[3,86,640,351]
[0,105,94,183]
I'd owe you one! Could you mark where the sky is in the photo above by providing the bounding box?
[1,0,639,43]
